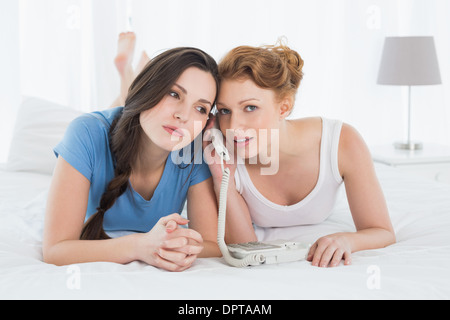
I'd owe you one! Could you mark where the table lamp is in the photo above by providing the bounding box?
[377,36,442,150]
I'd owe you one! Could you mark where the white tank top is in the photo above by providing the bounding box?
[234,118,344,228]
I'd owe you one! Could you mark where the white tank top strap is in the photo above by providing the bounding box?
[326,117,344,184]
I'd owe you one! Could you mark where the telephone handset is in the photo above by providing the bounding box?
[209,123,309,267]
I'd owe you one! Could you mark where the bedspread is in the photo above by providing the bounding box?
[1,164,450,300]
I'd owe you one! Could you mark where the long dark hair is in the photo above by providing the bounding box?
[80,47,219,240]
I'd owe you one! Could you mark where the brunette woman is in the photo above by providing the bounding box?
[43,38,221,271]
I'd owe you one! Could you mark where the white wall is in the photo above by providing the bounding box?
[0,1,20,162]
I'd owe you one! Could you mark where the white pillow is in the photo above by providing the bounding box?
[6,97,83,175]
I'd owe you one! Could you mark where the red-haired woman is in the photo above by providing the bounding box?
[206,42,396,268]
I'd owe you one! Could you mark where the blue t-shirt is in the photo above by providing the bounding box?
[54,107,211,233]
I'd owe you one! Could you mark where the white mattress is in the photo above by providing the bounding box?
[1,164,450,300]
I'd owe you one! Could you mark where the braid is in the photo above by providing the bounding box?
[79,170,130,240]
[80,115,136,241]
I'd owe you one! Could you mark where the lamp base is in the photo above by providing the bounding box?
[394,141,423,151]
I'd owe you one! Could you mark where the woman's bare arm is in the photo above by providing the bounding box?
[308,124,396,267]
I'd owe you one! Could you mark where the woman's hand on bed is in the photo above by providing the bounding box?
[307,233,352,268]
[136,213,204,272]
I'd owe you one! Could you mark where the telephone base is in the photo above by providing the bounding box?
[227,240,309,266]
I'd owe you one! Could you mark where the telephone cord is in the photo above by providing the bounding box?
[217,165,265,267]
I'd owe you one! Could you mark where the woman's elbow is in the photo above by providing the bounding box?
[42,243,68,266]
[384,229,397,247]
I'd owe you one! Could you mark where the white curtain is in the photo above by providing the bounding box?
[1,0,449,162]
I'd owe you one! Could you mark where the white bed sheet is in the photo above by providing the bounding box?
[1,164,450,300]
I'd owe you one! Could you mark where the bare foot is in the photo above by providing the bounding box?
[113,32,137,107]
[135,51,151,77]
[114,32,136,78]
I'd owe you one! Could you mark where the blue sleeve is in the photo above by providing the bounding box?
[53,114,104,182]
[189,156,212,186]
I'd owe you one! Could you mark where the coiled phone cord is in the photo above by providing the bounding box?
[216,166,265,267]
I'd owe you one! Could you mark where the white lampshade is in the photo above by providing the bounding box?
[377,36,442,151]
[377,36,442,86]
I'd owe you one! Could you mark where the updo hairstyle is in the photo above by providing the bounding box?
[218,40,304,103]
